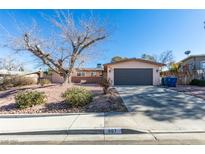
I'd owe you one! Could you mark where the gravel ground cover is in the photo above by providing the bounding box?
[0,84,127,114]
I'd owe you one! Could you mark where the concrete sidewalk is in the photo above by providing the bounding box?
[0,113,104,133]
[1,113,205,144]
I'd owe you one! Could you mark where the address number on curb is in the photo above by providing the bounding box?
[104,128,122,134]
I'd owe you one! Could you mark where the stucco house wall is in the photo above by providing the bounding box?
[181,56,205,71]
[106,61,161,86]
[51,72,64,83]
[24,74,39,84]
[179,55,205,80]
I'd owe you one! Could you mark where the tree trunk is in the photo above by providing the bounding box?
[62,73,72,86]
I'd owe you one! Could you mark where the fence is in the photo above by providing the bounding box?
[160,71,190,85]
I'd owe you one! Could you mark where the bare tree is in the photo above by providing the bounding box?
[1,11,107,85]
[141,50,174,69]
[0,57,24,71]
[158,50,174,69]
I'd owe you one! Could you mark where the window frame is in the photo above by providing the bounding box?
[201,61,205,70]
[77,72,86,77]
[91,72,97,77]
[188,62,194,71]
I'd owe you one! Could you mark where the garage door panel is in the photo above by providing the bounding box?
[114,68,153,85]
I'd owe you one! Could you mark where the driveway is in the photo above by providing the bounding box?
[104,86,205,143]
[115,86,205,122]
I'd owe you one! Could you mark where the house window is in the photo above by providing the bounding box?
[77,72,85,77]
[91,72,97,77]
[188,62,194,71]
[201,62,205,70]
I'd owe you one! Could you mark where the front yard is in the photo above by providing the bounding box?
[0,84,127,114]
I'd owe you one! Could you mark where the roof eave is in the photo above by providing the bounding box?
[179,55,205,63]
[104,59,165,67]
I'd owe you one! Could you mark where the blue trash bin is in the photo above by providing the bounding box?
[171,77,177,87]
[167,77,177,87]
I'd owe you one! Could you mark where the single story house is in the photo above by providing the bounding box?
[104,58,165,86]
[0,69,39,84]
[0,69,27,76]
[50,59,165,85]
[179,54,205,80]
[51,64,103,84]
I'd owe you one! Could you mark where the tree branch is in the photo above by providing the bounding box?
[23,33,66,74]
[78,36,106,55]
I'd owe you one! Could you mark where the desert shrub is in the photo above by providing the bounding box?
[0,85,6,91]
[15,91,47,109]
[99,78,110,94]
[1,76,35,90]
[190,79,205,87]
[0,77,3,84]
[0,77,7,91]
[12,76,35,87]
[1,77,14,88]
[62,87,92,107]
[39,79,51,86]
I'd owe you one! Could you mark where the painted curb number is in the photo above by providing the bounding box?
[104,128,122,134]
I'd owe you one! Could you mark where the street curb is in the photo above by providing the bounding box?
[0,129,147,135]
[0,113,79,118]
[0,112,105,118]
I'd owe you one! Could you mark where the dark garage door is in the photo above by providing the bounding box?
[114,68,153,85]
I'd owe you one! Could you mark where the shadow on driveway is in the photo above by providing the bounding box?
[115,86,205,122]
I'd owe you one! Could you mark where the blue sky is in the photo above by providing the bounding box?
[0,9,205,71]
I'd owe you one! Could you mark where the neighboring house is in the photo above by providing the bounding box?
[0,69,39,84]
[0,69,27,76]
[104,58,165,86]
[51,64,103,84]
[179,54,205,80]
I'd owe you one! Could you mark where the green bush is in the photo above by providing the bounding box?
[62,87,93,107]
[40,79,51,86]
[190,79,200,85]
[198,80,205,86]
[15,91,47,109]
[190,79,205,87]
